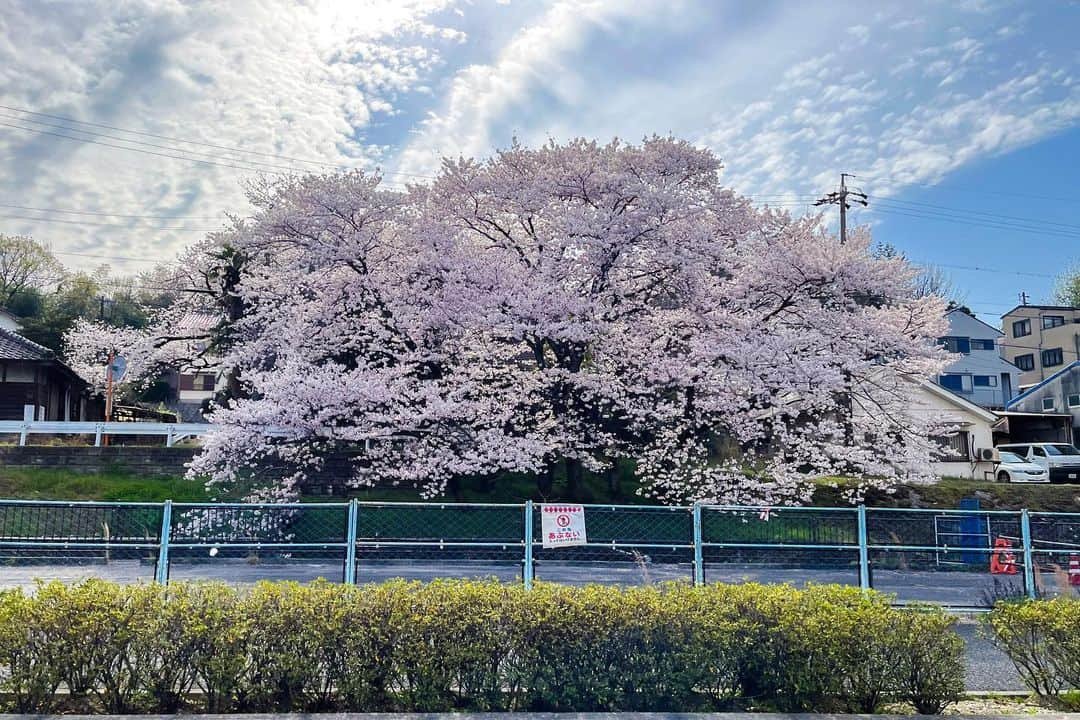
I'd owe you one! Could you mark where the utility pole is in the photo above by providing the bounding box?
[103,351,115,446]
[1019,291,1029,306]
[815,173,868,243]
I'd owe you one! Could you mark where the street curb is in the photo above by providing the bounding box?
[2,714,1075,719]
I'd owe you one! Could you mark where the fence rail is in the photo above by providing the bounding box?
[0,420,212,446]
[2,498,1077,609]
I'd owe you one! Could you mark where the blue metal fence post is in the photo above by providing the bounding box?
[1021,509,1036,599]
[692,502,704,586]
[523,501,534,590]
[155,500,172,584]
[344,499,359,585]
[857,504,870,591]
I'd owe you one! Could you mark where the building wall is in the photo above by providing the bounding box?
[906,380,997,480]
[1008,365,1080,444]
[0,311,19,333]
[936,310,1020,408]
[1001,306,1080,388]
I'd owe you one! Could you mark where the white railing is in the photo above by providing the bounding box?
[0,420,213,447]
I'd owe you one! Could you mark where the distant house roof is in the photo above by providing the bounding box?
[944,307,1003,337]
[1006,360,1080,409]
[0,328,87,385]
[0,328,55,361]
[1000,304,1080,317]
[918,378,1000,423]
[177,312,218,332]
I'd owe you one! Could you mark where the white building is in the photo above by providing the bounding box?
[909,379,1000,480]
[936,308,1020,409]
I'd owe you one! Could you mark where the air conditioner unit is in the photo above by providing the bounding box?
[976,447,998,462]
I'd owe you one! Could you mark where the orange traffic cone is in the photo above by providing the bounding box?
[990,537,1018,575]
[1070,555,1080,587]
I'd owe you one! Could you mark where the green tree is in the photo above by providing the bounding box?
[17,268,150,355]
[1052,262,1080,307]
[0,233,63,307]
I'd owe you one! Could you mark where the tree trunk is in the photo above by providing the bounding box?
[605,464,620,500]
[537,461,555,498]
[447,474,463,502]
[564,457,583,501]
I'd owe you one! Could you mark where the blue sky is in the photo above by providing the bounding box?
[0,0,1077,326]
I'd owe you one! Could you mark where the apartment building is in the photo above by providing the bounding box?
[1000,305,1080,389]
[935,308,1020,408]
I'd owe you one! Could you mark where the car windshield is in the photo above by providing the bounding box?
[999,452,1024,464]
[1045,444,1080,456]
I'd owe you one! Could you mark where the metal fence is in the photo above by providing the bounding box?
[2,498,1077,609]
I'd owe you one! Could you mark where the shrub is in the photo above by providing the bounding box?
[987,598,1080,706]
[0,579,966,714]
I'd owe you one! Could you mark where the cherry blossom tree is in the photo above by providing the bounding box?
[63,236,246,410]
[146,137,952,504]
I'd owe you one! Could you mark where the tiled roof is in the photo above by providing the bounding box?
[177,312,218,331]
[0,328,55,361]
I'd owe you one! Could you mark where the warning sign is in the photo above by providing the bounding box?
[541,504,587,548]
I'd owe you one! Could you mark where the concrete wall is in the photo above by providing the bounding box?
[0,446,366,488]
[0,446,197,476]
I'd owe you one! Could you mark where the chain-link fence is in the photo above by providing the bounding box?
[6,498,1080,608]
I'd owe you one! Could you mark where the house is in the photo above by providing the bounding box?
[908,378,1000,480]
[935,308,1019,409]
[0,328,101,421]
[163,311,223,422]
[1000,304,1080,390]
[0,307,19,333]
[1005,361,1080,444]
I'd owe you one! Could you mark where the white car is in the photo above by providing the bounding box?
[996,451,1050,483]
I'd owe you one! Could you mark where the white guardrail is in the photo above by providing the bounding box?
[0,420,213,447]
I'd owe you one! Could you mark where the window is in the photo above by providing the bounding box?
[934,432,970,462]
[1047,444,1080,456]
[973,375,996,387]
[1015,354,1035,371]
[1042,398,1056,412]
[939,374,972,393]
[972,339,996,350]
[1013,319,1031,337]
[939,337,971,354]
[1034,445,1048,456]
[1042,348,1064,367]
[194,373,216,392]
[1069,394,1080,408]
[1043,315,1066,329]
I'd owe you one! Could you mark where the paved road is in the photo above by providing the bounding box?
[0,557,1036,691]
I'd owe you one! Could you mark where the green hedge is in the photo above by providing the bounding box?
[987,598,1080,707]
[0,579,964,714]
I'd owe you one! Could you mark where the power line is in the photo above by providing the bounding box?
[872,197,1080,234]
[867,205,1080,240]
[0,120,276,174]
[0,212,217,231]
[0,103,356,171]
[0,103,435,182]
[0,202,224,221]
[0,111,352,175]
[51,250,176,264]
[921,262,1056,279]
[875,196,1080,232]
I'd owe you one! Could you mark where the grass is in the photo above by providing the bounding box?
[3,464,1080,513]
[812,476,1080,512]
[0,467,212,503]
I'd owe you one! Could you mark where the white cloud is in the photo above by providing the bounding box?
[0,0,1077,275]
[0,0,461,269]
